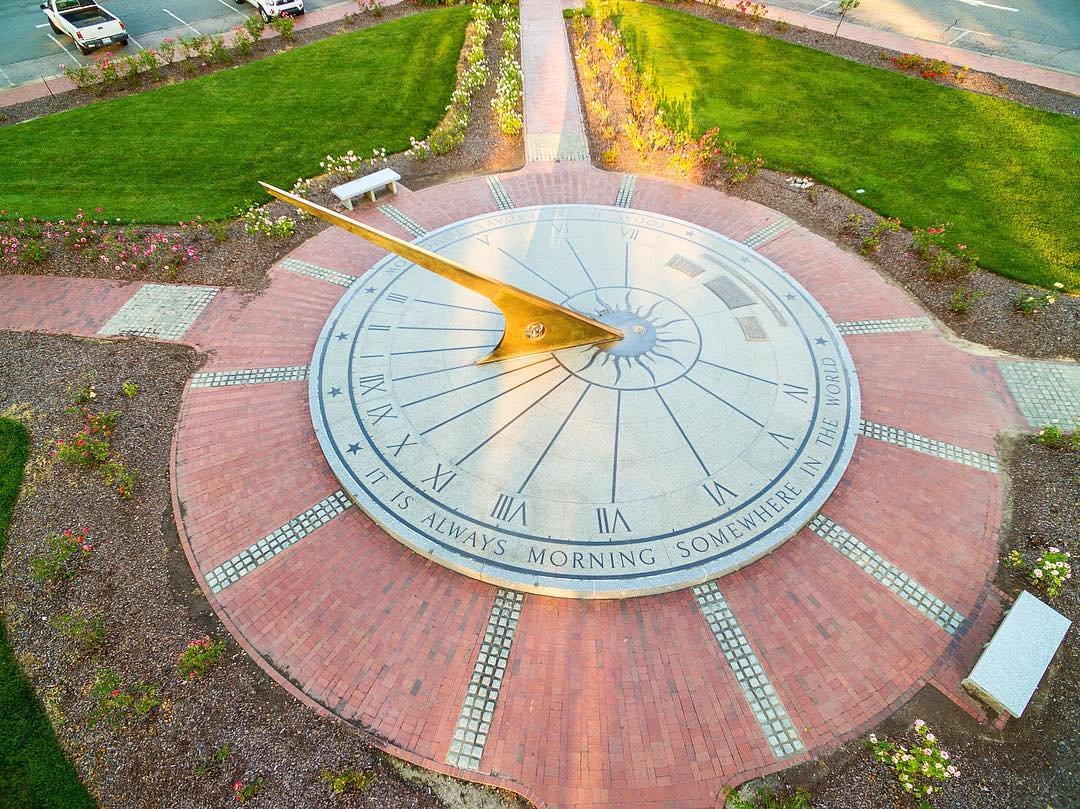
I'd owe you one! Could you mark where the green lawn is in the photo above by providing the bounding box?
[0,8,469,223]
[0,419,93,809]
[615,2,1080,289]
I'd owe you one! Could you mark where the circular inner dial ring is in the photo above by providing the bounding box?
[311,205,860,598]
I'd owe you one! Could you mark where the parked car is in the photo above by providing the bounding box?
[40,0,127,54]
[235,0,305,23]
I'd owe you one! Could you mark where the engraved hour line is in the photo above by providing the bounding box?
[656,388,710,476]
[684,375,766,429]
[401,356,555,408]
[411,298,501,317]
[564,239,598,290]
[419,364,564,437]
[394,325,504,333]
[697,358,777,387]
[623,242,630,287]
[495,247,568,298]
[518,382,593,494]
[358,343,497,359]
[610,390,622,503]
[457,373,575,466]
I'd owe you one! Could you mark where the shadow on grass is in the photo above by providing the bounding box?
[0,419,93,808]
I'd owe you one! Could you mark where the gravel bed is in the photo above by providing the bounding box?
[736,434,1079,809]
[0,332,525,809]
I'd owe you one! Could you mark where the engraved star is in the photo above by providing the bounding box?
[365,286,376,294]
[346,442,361,454]
[815,337,828,346]
[335,331,348,341]
[785,293,797,301]
[328,387,342,397]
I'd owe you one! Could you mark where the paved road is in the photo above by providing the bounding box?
[0,0,345,88]
[772,0,1079,75]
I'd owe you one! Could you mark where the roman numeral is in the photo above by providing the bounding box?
[358,374,385,395]
[769,431,795,449]
[621,226,639,240]
[366,403,396,424]
[387,433,417,457]
[702,480,739,508]
[386,292,408,304]
[490,494,527,526]
[368,324,391,332]
[475,233,490,245]
[782,383,810,404]
[422,463,457,493]
[596,507,630,534]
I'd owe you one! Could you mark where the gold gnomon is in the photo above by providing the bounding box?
[259,183,624,364]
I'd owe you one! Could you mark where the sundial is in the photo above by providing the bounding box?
[265,186,860,598]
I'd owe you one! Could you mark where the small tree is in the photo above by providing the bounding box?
[834,0,860,36]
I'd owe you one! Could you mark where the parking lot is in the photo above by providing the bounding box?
[0,0,345,87]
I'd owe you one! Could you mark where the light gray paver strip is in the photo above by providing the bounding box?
[280,258,356,288]
[692,581,805,759]
[998,361,1080,427]
[446,589,524,771]
[615,174,636,207]
[858,419,998,473]
[741,216,794,249]
[378,204,428,238]
[98,283,218,341]
[524,133,590,161]
[204,491,352,593]
[836,317,933,335]
[191,365,310,388]
[809,515,965,634]
[486,176,515,210]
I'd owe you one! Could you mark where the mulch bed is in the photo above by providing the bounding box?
[0,332,525,809]
[743,434,1079,809]
[569,11,1079,360]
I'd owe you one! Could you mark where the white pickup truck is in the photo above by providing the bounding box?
[41,0,127,54]
[234,0,305,23]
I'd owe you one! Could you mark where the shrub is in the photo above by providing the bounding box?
[243,15,266,38]
[946,286,983,315]
[1013,282,1063,313]
[157,37,177,64]
[240,204,297,238]
[52,609,107,653]
[121,380,139,398]
[233,25,255,57]
[178,636,228,680]
[1033,422,1079,451]
[207,35,231,65]
[321,768,377,795]
[870,720,959,808]
[61,63,98,89]
[29,527,94,583]
[90,669,161,724]
[102,457,136,498]
[270,15,296,41]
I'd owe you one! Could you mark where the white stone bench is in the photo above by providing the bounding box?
[961,590,1071,717]
[331,168,401,210]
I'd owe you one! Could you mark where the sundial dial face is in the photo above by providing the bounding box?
[311,205,859,597]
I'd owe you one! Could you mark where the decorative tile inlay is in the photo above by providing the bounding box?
[741,216,794,249]
[204,491,352,593]
[191,365,309,388]
[281,258,356,288]
[692,581,805,759]
[809,515,965,634]
[378,204,428,238]
[615,174,636,208]
[525,133,590,161]
[98,284,217,341]
[836,317,933,336]
[859,419,998,473]
[446,589,524,771]
[486,176,515,210]
[999,361,1080,427]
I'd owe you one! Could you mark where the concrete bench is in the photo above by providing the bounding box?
[961,590,1070,717]
[331,168,401,210]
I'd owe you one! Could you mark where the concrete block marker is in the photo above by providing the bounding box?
[204,491,352,593]
[191,365,309,388]
[280,258,356,288]
[693,581,805,759]
[999,361,1080,427]
[836,317,933,336]
[446,589,524,771]
[98,283,217,341]
[809,515,965,634]
[486,176,515,210]
[378,204,428,238]
[742,216,794,249]
[859,419,999,473]
[962,591,1070,716]
[615,174,636,208]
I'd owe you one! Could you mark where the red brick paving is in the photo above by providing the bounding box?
[0,165,1029,808]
